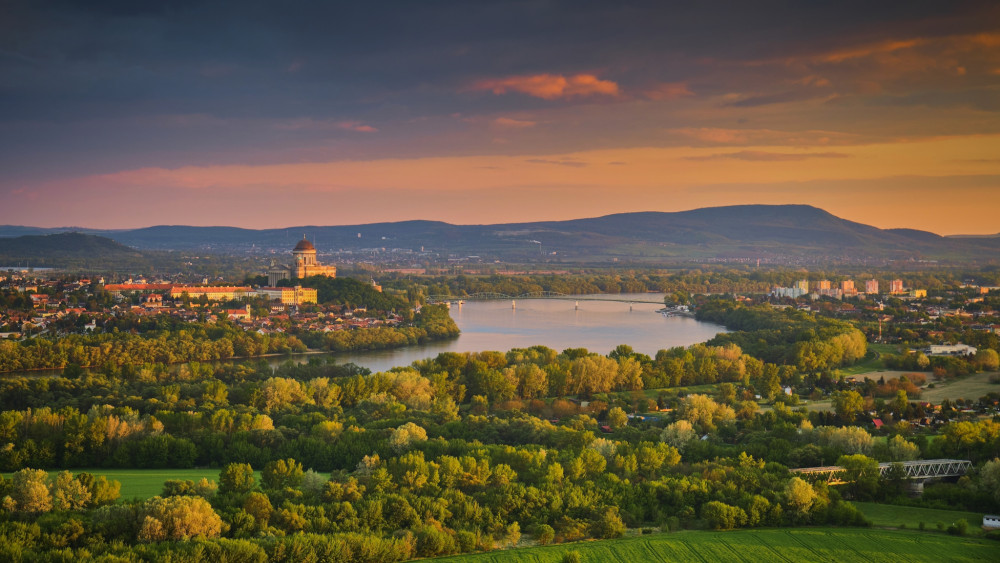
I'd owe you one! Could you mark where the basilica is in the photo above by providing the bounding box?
[267,237,337,286]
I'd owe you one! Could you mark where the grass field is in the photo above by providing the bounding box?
[922,371,1000,403]
[856,502,984,532]
[838,343,902,376]
[433,528,998,562]
[3,468,226,500]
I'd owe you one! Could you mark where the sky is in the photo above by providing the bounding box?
[2,1,999,234]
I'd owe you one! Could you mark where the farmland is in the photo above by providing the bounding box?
[433,528,998,562]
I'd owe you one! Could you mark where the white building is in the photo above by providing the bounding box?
[927,344,977,356]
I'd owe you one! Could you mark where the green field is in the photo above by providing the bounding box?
[3,468,224,500]
[433,528,998,562]
[922,371,1000,403]
[856,502,984,532]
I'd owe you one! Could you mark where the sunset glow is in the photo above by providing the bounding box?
[1,2,998,233]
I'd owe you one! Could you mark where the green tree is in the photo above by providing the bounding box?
[593,507,627,538]
[11,468,51,513]
[836,454,880,500]
[702,501,747,530]
[389,422,428,452]
[51,471,91,510]
[607,407,629,430]
[140,495,223,541]
[784,477,816,517]
[219,463,256,495]
[660,419,697,452]
[833,390,865,423]
[536,524,555,545]
[262,458,304,490]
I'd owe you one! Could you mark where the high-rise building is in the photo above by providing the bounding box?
[841,280,855,294]
[865,279,879,294]
[795,279,810,293]
[891,279,904,294]
[817,280,831,290]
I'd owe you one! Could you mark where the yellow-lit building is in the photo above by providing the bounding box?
[169,286,254,301]
[256,286,318,305]
[268,237,337,286]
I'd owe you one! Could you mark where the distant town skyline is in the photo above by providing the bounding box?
[2,1,998,233]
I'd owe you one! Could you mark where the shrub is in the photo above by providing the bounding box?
[947,519,968,536]
[536,524,555,546]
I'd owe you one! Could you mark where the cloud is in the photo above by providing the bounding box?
[271,119,378,133]
[492,117,537,129]
[817,39,924,63]
[525,158,588,168]
[337,121,378,133]
[641,82,693,100]
[725,90,825,108]
[686,150,850,162]
[469,73,620,100]
[669,127,865,147]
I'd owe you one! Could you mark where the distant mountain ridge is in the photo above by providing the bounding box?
[2,205,999,263]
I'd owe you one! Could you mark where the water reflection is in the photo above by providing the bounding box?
[326,294,725,372]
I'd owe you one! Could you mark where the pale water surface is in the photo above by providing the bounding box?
[324,294,725,372]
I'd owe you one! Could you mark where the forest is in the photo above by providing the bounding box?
[0,295,998,560]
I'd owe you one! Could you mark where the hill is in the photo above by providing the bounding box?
[0,232,147,270]
[5,205,1000,263]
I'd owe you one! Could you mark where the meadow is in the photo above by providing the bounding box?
[922,371,1000,403]
[855,502,984,532]
[839,343,898,376]
[433,528,998,562]
[3,468,227,500]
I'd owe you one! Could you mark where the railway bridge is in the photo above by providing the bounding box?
[791,458,971,489]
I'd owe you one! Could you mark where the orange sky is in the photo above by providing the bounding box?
[2,3,999,234]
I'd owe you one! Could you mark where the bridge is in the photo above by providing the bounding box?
[427,291,665,305]
[791,459,971,485]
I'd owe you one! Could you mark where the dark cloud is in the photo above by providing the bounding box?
[0,0,997,186]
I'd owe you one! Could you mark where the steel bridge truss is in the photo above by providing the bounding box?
[791,459,971,484]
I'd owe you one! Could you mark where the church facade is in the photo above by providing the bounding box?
[267,237,337,286]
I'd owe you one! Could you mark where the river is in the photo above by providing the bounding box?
[302,294,725,372]
[7,294,727,377]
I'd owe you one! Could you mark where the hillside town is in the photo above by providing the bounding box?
[0,239,402,339]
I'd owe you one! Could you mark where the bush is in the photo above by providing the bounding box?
[536,524,555,546]
[455,530,477,552]
[947,519,969,536]
[563,550,582,563]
